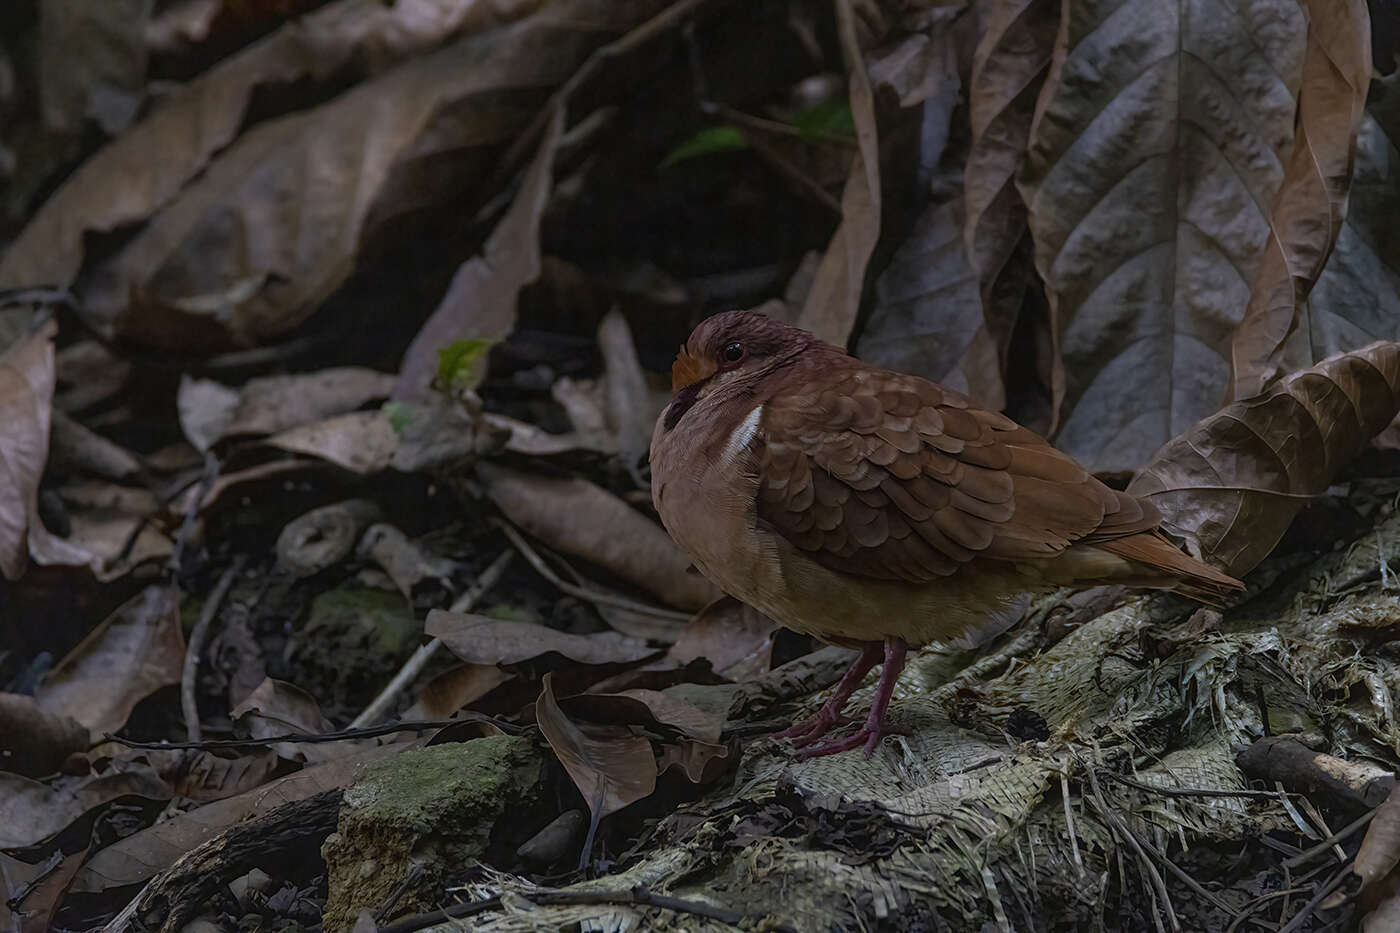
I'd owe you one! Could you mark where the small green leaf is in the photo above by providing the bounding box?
[660,125,747,169]
[792,98,854,142]
[382,401,420,434]
[436,338,496,390]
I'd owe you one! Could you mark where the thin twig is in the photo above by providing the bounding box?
[1277,863,1355,933]
[1225,888,1311,933]
[103,713,520,751]
[1085,768,1180,933]
[171,453,219,576]
[350,550,515,729]
[491,519,691,621]
[1100,769,1297,800]
[374,883,800,933]
[1283,807,1378,868]
[181,556,246,742]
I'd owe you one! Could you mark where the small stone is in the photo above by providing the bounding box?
[516,809,587,868]
[229,867,273,909]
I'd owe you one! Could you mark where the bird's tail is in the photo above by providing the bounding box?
[1093,530,1245,606]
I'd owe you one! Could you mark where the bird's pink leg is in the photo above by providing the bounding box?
[797,636,909,759]
[776,642,882,746]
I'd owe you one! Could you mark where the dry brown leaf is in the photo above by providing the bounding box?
[393,105,563,400]
[221,367,396,438]
[0,322,57,580]
[35,584,185,735]
[656,739,732,784]
[276,498,383,578]
[1292,72,1400,375]
[53,340,131,412]
[1,842,88,933]
[405,663,514,719]
[562,689,723,742]
[176,375,238,453]
[425,611,655,667]
[39,0,151,134]
[69,743,406,893]
[115,746,282,802]
[1018,0,1307,472]
[668,597,777,682]
[264,411,399,475]
[48,410,145,481]
[598,307,657,471]
[959,0,1058,408]
[1355,783,1400,894]
[857,197,998,405]
[230,677,335,763]
[0,692,89,777]
[1,0,547,295]
[40,481,172,581]
[78,1,663,353]
[357,523,457,603]
[1230,0,1372,399]
[1126,341,1400,577]
[535,673,656,819]
[479,464,721,610]
[0,769,170,849]
[794,0,880,348]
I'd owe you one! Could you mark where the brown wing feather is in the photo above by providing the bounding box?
[755,361,1161,584]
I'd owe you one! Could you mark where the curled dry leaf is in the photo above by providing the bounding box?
[393,105,562,400]
[276,498,383,578]
[657,739,732,784]
[536,673,656,820]
[1230,0,1372,399]
[1,0,548,296]
[479,464,721,610]
[668,597,778,681]
[43,480,172,582]
[115,746,282,802]
[35,584,185,735]
[1018,0,1306,471]
[1128,341,1400,577]
[48,409,144,481]
[405,663,515,720]
[425,611,655,667]
[794,0,880,348]
[561,689,723,742]
[39,0,151,134]
[598,307,659,470]
[0,692,90,777]
[0,322,57,580]
[230,677,335,763]
[177,375,238,453]
[70,743,406,893]
[357,523,456,605]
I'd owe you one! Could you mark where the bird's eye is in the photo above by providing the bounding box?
[721,342,746,365]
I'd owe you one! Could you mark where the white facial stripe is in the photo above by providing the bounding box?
[722,405,763,464]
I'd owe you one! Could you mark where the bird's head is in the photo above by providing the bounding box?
[663,310,822,430]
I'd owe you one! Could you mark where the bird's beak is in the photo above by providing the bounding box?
[671,346,716,393]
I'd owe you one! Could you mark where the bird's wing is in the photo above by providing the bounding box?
[754,366,1160,583]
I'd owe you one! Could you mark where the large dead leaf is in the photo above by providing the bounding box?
[35,584,185,735]
[1,0,546,293]
[405,663,515,719]
[0,323,56,580]
[1289,72,1400,368]
[857,197,994,403]
[1126,341,1400,577]
[562,689,724,743]
[0,769,170,849]
[265,411,400,474]
[1018,0,1307,471]
[667,597,777,681]
[222,367,396,438]
[960,0,1058,408]
[793,0,880,347]
[392,105,563,399]
[108,746,282,803]
[425,612,656,666]
[69,744,405,893]
[1229,0,1372,398]
[0,692,89,777]
[479,465,721,610]
[535,673,656,820]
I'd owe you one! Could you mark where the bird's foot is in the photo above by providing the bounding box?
[777,711,854,746]
[795,720,908,759]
